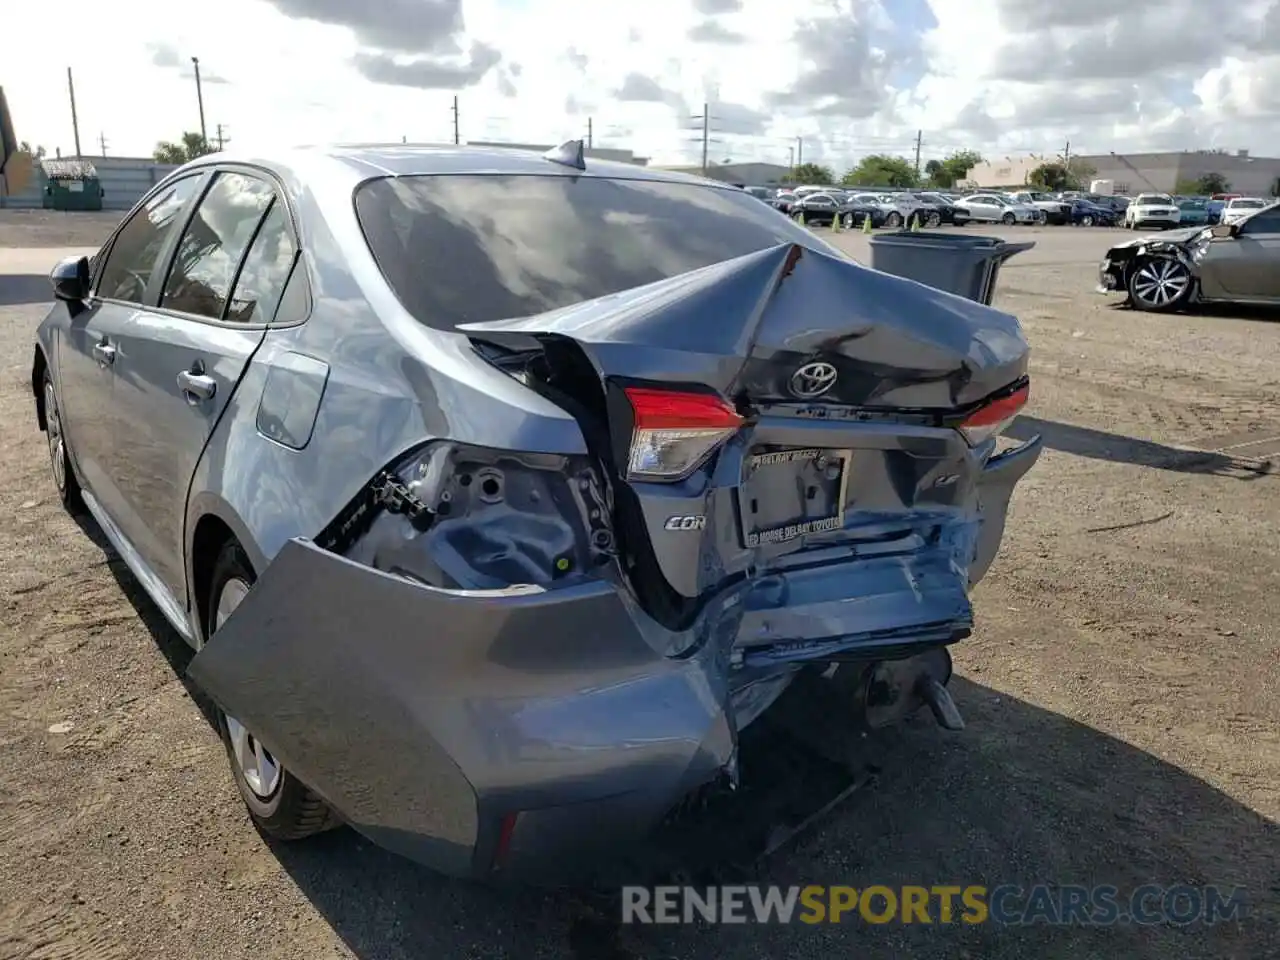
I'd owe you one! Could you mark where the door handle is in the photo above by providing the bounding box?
[177,369,217,403]
[92,340,116,366]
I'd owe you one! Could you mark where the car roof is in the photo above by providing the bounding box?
[176,142,736,190]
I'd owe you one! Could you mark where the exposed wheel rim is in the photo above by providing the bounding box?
[888,213,901,227]
[44,380,66,492]
[217,578,282,801]
[1132,259,1190,307]
[1002,214,1015,225]
[1082,215,1094,226]
[927,213,941,227]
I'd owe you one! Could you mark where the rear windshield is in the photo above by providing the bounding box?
[1136,195,1173,205]
[355,174,822,330]
[1230,199,1266,208]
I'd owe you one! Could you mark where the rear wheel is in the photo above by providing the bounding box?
[42,368,83,512]
[207,541,340,840]
[886,212,902,228]
[1127,255,1193,312]
[1001,212,1016,225]
[1080,214,1095,227]
[926,212,941,227]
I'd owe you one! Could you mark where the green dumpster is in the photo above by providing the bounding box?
[41,158,104,211]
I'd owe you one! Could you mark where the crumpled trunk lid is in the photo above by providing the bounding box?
[462,242,1034,650]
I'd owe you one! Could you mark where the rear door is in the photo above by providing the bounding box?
[105,168,296,606]
[59,172,208,525]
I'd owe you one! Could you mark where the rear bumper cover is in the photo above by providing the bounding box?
[187,435,1043,882]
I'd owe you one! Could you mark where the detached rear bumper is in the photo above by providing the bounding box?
[187,539,742,883]
[186,437,1042,883]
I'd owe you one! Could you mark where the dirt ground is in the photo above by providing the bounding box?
[0,207,1277,959]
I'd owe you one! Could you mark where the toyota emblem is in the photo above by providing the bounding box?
[788,361,838,399]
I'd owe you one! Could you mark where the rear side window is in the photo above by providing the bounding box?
[97,174,204,303]
[354,174,824,331]
[224,201,300,323]
[161,171,276,320]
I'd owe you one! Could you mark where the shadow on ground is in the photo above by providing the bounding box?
[1008,415,1273,480]
[0,274,52,307]
[82,509,1278,960]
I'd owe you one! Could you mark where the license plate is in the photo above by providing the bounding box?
[740,447,849,548]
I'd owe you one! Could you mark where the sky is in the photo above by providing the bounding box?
[5,0,1280,170]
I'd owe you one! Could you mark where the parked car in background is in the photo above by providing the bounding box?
[1098,201,1280,311]
[1005,190,1073,225]
[1071,199,1119,227]
[1176,198,1211,227]
[1221,197,1270,225]
[1123,194,1181,230]
[789,191,843,225]
[953,193,1043,225]
[917,192,962,224]
[845,192,930,228]
[741,185,773,202]
[838,199,888,229]
[31,141,1042,882]
[772,190,798,215]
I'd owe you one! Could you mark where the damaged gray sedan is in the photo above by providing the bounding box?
[32,142,1041,882]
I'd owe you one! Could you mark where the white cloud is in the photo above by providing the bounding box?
[4,0,1280,171]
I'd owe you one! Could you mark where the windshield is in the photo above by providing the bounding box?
[1136,195,1173,205]
[1027,192,1051,201]
[354,174,829,330]
[1229,199,1266,208]
[1179,200,1206,209]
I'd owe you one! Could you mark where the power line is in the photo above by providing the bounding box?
[687,103,722,175]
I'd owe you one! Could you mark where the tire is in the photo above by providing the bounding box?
[206,541,340,840]
[843,214,855,229]
[1127,255,1194,313]
[926,212,941,227]
[1081,214,1094,227]
[1001,212,1016,225]
[41,367,83,513]
[886,212,902,228]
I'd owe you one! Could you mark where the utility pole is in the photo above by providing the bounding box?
[1063,139,1071,168]
[796,136,803,168]
[215,123,230,150]
[98,132,108,157]
[66,67,82,158]
[687,103,720,176]
[788,145,795,173]
[913,129,923,178]
[452,95,460,145]
[191,57,207,143]
[586,117,593,149]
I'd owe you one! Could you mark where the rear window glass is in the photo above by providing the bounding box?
[1137,195,1172,205]
[1230,199,1266,208]
[354,174,825,330]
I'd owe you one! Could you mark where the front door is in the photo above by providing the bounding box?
[106,169,296,607]
[58,173,208,528]
[1200,207,1280,300]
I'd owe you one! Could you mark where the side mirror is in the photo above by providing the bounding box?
[50,255,90,303]
[1210,223,1235,239]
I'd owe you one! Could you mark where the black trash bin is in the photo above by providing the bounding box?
[866,230,1035,305]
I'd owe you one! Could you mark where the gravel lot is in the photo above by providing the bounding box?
[1,208,1277,959]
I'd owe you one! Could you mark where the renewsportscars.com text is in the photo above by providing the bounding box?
[621,884,1246,926]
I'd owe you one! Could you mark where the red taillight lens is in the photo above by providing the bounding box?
[624,387,743,481]
[958,382,1029,445]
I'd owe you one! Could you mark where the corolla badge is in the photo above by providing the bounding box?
[788,361,838,399]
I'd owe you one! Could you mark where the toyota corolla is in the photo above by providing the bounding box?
[32,142,1041,882]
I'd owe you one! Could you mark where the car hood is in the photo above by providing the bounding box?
[1108,226,1208,249]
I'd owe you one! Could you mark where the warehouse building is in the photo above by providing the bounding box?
[967,150,1280,196]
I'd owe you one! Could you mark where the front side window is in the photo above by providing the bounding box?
[355,174,829,331]
[161,171,276,320]
[96,174,204,303]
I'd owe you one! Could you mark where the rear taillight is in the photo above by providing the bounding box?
[624,387,743,481]
[958,382,1029,445]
